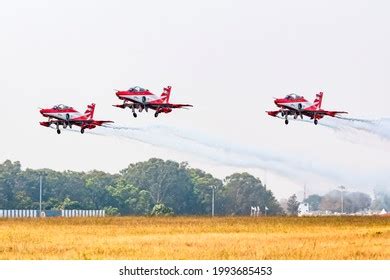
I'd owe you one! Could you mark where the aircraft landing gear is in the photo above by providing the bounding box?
[154,112,159,118]
[130,105,138,118]
[56,124,61,134]
[81,128,85,134]
[284,112,289,125]
[314,119,318,125]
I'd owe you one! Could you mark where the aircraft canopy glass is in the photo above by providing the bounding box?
[285,94,302,99]
[53,104,71,110]
[128,86,146,92]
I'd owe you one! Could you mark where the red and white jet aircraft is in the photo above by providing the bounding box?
[267,92,347,125]
[39,103,113,134]
[113,86,193,118]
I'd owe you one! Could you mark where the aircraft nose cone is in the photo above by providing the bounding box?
[40,108,49,116]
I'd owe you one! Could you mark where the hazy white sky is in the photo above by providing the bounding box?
[1,0,389,198]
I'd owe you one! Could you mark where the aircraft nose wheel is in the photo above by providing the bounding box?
[81,128,85,134]
[285,119,289,125]
[314,119,318,125]
[133,112,137,118]
[154,112,159,118]
[56,129,61,134]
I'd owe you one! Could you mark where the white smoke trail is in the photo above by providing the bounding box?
[299,116,390,141]
[59,122,389,192]
[94,123,354,184]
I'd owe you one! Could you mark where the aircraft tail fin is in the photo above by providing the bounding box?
[161,86,171,103]
[314,92,323,109]
[84,103,95,119]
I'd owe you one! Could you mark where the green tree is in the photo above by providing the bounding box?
[287,194,299,215]
[188,168,223,215]
[58,196,82,210]
[83,170,119,209]
[0,160,22,208]
[107,180,152,215]
[319,190,341,212]
[319,190,372,213]
[121,158,200,214]
[345,192,371,212]
[14,191,33,209]
[221,173,283,215]
[151,203,174,216]
[103,206,120,216]
[371,189,390,211]
[304,194,322,211]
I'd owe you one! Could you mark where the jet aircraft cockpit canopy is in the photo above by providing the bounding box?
[285,93,302,100]
[128,86,146,92]
[53,104,71,110]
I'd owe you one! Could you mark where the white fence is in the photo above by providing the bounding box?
[250,206,261,216]
[0,210,38,218]
[61,210,105,217]
[0,209,105,218]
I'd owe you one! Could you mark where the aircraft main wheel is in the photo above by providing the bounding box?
[314,119,318,125]
[81,128,85,134]
[285,119,289,125]
[133,112,137,118]
[154,112,159,118]
[66,113,70,120]
[57,129,61,134]
[298,103,303,110]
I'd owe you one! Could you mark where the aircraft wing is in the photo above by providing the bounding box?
[266,108,347,119]
[266,110,281,117]
[39,120,69,127]
[316,110,348,117]
[113,102,192,110]
[150,103,193,109]
[302,109,348,117]
[40,119,113,127]
[91,120,114,126]
[113,104,127,109]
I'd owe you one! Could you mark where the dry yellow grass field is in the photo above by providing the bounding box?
[0,216,389,260]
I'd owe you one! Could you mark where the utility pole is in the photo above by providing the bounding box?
[210,186,216,217]
[339,186,346,214]
[39,175,43,217]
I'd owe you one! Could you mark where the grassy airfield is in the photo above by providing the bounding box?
[0,216,389,260]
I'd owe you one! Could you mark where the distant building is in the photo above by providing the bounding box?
[296,204,388,217]
[298,203,310,217]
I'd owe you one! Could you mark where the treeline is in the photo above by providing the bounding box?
[0,159,284,216]
[296,190,389,213]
